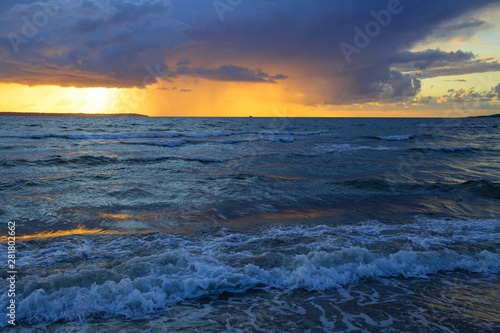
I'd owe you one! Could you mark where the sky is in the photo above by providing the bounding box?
[0,0,499,117]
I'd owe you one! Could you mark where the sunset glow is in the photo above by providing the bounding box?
[1,1,499,117]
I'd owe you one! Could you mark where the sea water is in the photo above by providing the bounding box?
[0,116,499,332]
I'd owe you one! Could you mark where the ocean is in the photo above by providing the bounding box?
[0,116,499,332]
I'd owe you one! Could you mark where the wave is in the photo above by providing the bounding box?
[182,131,242,138]
[0,159,30,167]
[184,157,230,164]
[4,219,498,327]
[259,130,331,136]
[337,178,500,198]
[458,180,500,199]
[121,136,296,147]
[8,133,182,140]
[126,156,229,164]
[5,130,332,142]
[314,144,395,154]
[0,178,42,191]
[375,135,414,141]
[218,138,257,144]
[267,137,295,143]
[0,153,230,169]
[410,146,480,153]
[339,179,395,191]
[0,145,32,150]
[36,155,119,167]
[121,138,187,147]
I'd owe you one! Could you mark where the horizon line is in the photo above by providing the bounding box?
[1,111,499,119]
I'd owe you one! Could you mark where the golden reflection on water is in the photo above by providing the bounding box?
[67,150,119,158]
[0,226,140,242]
[98,212,135,220]
[5,194,60,201]
[259,209,336,220]
[422,278,500,324]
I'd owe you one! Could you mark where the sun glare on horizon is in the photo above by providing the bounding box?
[0,84,122,114]
[70,87,117,114]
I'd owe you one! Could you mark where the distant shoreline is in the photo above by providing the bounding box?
[467,113,500,118]
[0,112,148,117]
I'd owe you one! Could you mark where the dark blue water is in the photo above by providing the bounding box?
[1,116,499,332]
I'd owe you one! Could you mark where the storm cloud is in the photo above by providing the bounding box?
[1,0,499,104]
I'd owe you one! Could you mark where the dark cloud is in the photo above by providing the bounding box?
[418,59,500,78]
[0,0,499,105]
[172,64,287,83]
[427,18,488,40]
[184,0,499,103]
[142,62,287,84]
[1,0,178,87]
[329,66,421,103]
[390,50,475,70]
[496,83,500,99]
[387,50,500,79]
[176,59,191,67]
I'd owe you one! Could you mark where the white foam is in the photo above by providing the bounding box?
[4,218,499,327]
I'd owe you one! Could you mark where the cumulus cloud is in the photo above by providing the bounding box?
[411,95,434,105]
[437,87,497,104]
[0,0,499,105]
